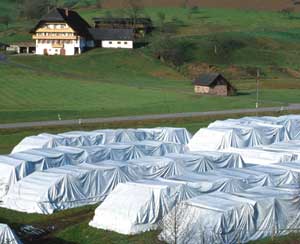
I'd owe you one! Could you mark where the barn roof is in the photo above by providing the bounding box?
[89,28,134,41]
[193,73,226,86]
[31,8,92,38]
[93,17,152,26]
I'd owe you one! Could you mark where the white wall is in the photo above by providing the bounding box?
[35,38,86,56]
[102,40,133,49]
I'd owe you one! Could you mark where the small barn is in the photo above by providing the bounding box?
[93,17,153,35]
[89,28,134,49]
[193,73,236,96]
[6,42,36,54]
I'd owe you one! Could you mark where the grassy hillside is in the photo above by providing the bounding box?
[1,6,300,123]
[1,48,283,123]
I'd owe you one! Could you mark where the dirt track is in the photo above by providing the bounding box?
[103,0,300,11]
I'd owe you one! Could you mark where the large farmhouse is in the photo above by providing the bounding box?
[193,73,236,96]
[31,8,94,56]
[30,8,140,55]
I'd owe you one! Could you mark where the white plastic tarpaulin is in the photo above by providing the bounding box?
[211,166,300,188]
[89,164,299,236]
[188,115,300,151]
[0,224,22,244]
[0,141,183,200]
[215,114,300,140]
[167,172,247,194]
[168,165,299,191]
[258,140,300,157]
[128,156,186,178]
[12,128,191,153]
[3,161,140,214]
[0,147,87,200]
[89,179,198,235]
[221,147,297,165]
[188,124,287,151]
[159,185,300,244]
[184,151,245,170]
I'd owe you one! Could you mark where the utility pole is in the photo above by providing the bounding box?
[256,68,260,113]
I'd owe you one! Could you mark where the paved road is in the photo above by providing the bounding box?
[1,105,300,130]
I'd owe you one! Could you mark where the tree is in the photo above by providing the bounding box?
[159,202,196,244]
[20,0,52,19]
[157,11,166,28]
[280,7,295,18]
[151,35,194,68]
[124,0,144,27]
[0,15,11,29]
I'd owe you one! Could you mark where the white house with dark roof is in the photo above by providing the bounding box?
[89,28,134,49]
[31,8,94,56]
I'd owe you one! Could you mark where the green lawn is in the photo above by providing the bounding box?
[1,48,294,124]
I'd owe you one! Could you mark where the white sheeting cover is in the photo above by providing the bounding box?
[89,164,299,236]
[222,147,297,165]
[188,115,300,151]
[3,161,140,214]
[0,224,22,244]
[159,185,300,244]
[188,124,286,151]
[0,141,183,201]
[0,147,87,200]
[258,140,300,157]
[89,179,198,235]
[12,128,191,153]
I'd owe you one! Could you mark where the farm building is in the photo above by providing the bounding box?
[93,17,153,35]
[31,8,94,56]
[89,28,134,49]
[193,73,236,96]
[6,42,36,54]
[0,42,8,51]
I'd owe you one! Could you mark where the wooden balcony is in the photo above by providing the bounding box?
[32,35,77,40]
[36,27,74,33]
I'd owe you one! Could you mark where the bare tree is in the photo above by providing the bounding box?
[159,202,196,244]
[125,0,144,27]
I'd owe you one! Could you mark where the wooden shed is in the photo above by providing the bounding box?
[193,73,236,96]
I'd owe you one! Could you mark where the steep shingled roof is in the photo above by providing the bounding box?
[31,8,92,38]
[89,28,134,41]
[193,73,224,86]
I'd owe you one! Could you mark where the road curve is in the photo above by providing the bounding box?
[1,105,300,130]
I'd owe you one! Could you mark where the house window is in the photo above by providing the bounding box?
[124,42,127,44]
[109,41,112,44]
[117,41,121,44]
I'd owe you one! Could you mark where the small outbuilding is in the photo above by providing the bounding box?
[193,73,236,96]
[89,28,134,49]
[0,42,8,51]
[6,42,36,54]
